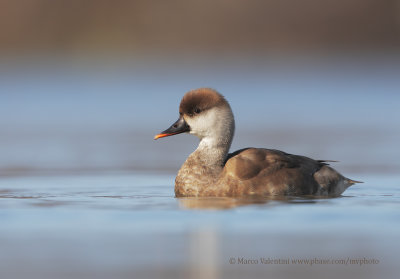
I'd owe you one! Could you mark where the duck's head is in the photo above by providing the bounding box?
[155,88,235,146]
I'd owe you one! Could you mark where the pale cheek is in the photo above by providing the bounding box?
[185,110,220,137]
[187,116,210,137]
[191,123,206,136]
[185,118,200,135]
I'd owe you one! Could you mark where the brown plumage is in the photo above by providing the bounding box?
[155,88,362,197]
[179,88,228,116]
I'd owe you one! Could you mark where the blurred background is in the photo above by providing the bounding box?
[1,0,400,54]
[0,0,399,176]
[0,1,400,279]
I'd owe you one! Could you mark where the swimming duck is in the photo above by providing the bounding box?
[155,88,361,197]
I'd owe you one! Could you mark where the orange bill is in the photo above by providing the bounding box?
[154,133,177,140]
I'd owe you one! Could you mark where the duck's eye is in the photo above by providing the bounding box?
[194,108,201,114]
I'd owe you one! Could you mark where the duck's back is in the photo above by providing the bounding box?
[214,148,354,196]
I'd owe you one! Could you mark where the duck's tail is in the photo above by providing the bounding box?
[346,178,364,186]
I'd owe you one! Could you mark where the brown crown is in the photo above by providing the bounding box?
[179,88,228,116]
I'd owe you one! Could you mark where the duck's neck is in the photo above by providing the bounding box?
[192,110,235,168]
[194,136,232,167]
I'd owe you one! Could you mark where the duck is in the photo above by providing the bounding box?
[154,88,361,197]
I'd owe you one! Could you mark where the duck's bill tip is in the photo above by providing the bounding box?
[154,133,173,140]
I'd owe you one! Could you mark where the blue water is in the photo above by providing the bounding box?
[0,172,399,279]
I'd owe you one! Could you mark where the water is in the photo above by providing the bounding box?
[0,173,399,279]
[0,55,399,278]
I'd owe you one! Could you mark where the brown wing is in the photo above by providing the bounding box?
[222,148,325,195]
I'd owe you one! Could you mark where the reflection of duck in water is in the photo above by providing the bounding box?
[155,88,362,197]
[178,196,320,210]
[178,197,268,210]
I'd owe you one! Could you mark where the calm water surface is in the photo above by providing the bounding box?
[0,172,399,279]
